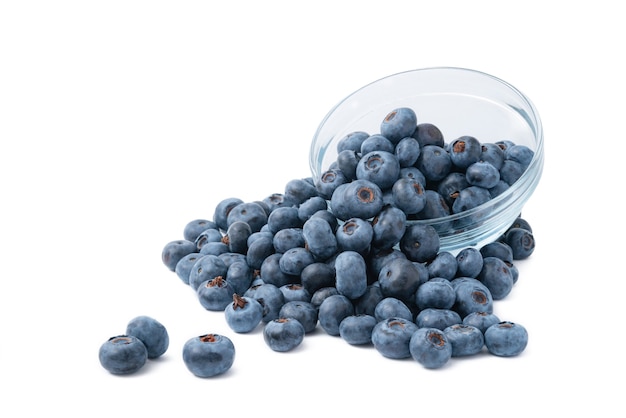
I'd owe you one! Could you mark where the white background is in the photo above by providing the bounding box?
[1,1,623,416]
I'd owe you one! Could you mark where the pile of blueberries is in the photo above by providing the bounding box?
[100,107,537,375]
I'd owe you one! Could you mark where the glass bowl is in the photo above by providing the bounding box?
[309,67,544,253]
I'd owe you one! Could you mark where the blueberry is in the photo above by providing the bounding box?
[451,278,494,318]
[415,308,462,330]
[484,321,528,357]
[245,233,275,270]
[272,227,305,254]
[302,216,338,261]
[505,227,535,260]
[399,224,440,263]
[335,149,361,181]
[443,324,485,357]
[279,284,311,303]
[245,283,285,323]
[300,262,336,295]
[508,216,533,233]
[380,107,418,144]
[465,161,501,189]
[337,131,369,153]
[330,179,384,221]
[451,186,491,214]
[455,247,484,279]
[360,134,395,155]
[437,172,469,208]
[477,257,514,300]
[298,196,328,223]
[197,276,235,311]
[449,135,482,169]
[224,294,264,333]
[416,145,452,182]
[399,166,427,185]
[182,334,235,377]
[462,311,501,334]
[353,284,384,316]
[413,190,451,224]
[395,136,421,167]
[378,257,421,302]
[259,253,295,288]
[284,178,319,206]
[427,251,458,281]
[199,241,229,256]
[188,254,228,291]
[334,250,368,299]
[310,286,340,310]
[279,247,315,276]
[183,219,219,243]
[336,217,373,254]
[391,178,426,215]
[318,294,354,336]
[374,297,414,322]
[262,193,297,213]
[339,314,377,345]
[161,239,197,272]
[371,205,407,249]
[412,122,444,148]
[356,151,401,190]
[505,144,534,169]
[371,317,419,359]
[213,197,244,231]
[488,180,510,198]
[99,335,148,375]
[315,168,348,200]
[309,209,339,233]
[480,241,514,264]
[278,301,318,334]
[223,221,252,254]
[415,279,456,310]
[226,260,254,295]
[367,247,407,283]
[125,316,169,359]
[263,318,305,352]
[175,253,205,285]
[266,206,302,235]
[227,202,269,233]
[409,328,452,369]
[480,143,505,170]
[499,159,525,185]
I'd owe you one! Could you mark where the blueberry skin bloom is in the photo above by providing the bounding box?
[484,321,528,357]
[197,276,235,311]
[161,239,197,272]
[371,317,419,359]
[330,180,384,221]
[443,324,485,357]
[400,224,440,263]
[182,334,235,377]
[409,328,452,369]
[279,301,318,334]
[455,247,484,279]
[302,217,338,262]
[477,257,515,300]
[336,217,373,254]
[416,145,452,182]
[318,294,355,336]
[99,335,148,375]
[463,311,501,334]
[334,251,368,299]
[339,314,377,345]
[451,278,494,318]
[380,107,418,144]
[415,279,456,310]
[378,258,421,303]
[449,135,482,170]
[505,227,535,260]
[465,161,501,189]
[263,318,305,352]
[225,294,264,333]
[356,151,401,190]
[415,308,462,330]
[125,316,169,359]
[371,205,407,250]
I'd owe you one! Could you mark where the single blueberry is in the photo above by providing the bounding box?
[188,254,228,291]
[380,107,418,144]
[315,168,348,200]
[374,297,414,322]
[378,257,421,302]
[499,159,526,185]
[412,122,444,148]
[505,144,534,169]
[302,216,338,262]
[479,143,505,170]
[279,284,311,303]
[391,178,426,215]
[125,316,169,359]
[449,135,482,169]
[337,131,369,153]
[279,301,318,334]
[161,239,197,272]
[284,178,319,206]
[318,294,355,336]
[335,149,361,181]
[99,335,147,375]
[298,196,328,223]
[455,247,484,279]
[227,202,268,233]
[443,324,485,357]
[224,294,264,333]
[505,227,535,260]
[224,221,252,254]
[395,136,421,167]
[300,262,336,295]
[415,279,456,310]
[336,217,373,254]
[416,145,452,182]
[183,219,219,243]
[409,328,452,369]
[371,205,407,249]
[334,250,368,300]
[263,318,305,352]
[415,308,462,330]
[451,278,494,318]
[360,134,395,155]
[463,311,501,334]
[399,224,440,263]
[484,321,528,357]
[267,206,302,235]
[279,247,316,276]
[437,172,469,208]
[197,276,235,311]
[356,150,401,190]
[339,314,377,345]
[182,334,235,377]
[213,197,244,231]
[330,179,384,221]
[272,228,305,254]
[477,257,514,300]
[175,253,205,285]
[259,253,295,288]
[466,161,501,189]
[427,251,458,281]
[371,317,419,359]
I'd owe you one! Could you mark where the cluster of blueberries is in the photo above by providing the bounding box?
[100,106,537,376]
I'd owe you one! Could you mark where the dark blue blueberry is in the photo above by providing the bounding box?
[125,316,169,359]
[224,294,264,333]
[480,241,514,264]
[395,136,421,167]
[309,209,339,233]
[451,186,491,214]
[488,180,510,198]
[437,172,469,208]
[451,278,494,318]
[263,318,305,352]
[213,197,244,231]
[371,205,407,249]
[330,179,384,221]
[199,241,229,256]
[413,261,431,286]
[336,217,373,254]
[99,335,147,375]
[455,247,484,278]
[279,247,315,276]
[245,233,275,270]
[315,168,348,200]
[175,253,205,285]
[197,276,235,311]
[188,254,228,291]
[337,131,369,153]
[244,283,285,323]
[427,251,458,281]
[413,190,451,224]
[399,166,427,185]
[302,217,338,261]
[310,286,340,310]
[262,193,297,213]
[182,334,235,377]
[416,145,452,182]
[162,239,197,272]
[356,150,401,190]
[477,256,514,300]
[415,279,456,310]
[339,314,377,345]
[300,262,336,295]
[374,297,413,322]
[484,321,528,357]
[416,308,462,330]
[367,248,407,284]
[360,134,395,155]
[499,159,525,185]
[183,219,219,243]
[279,284,311,303]
[219,252,247,267]
[466,161,501,189]
[272,228,305,254]
[505,227,535,260]
[449,136,482,169]
[226,260,254,294]
[279,301,318,334]
[400,224,440,263]
[409,328,452,369]
[259,253,295,288]
[298,196,328,223]
[247,230,273,247]
[462,311,501,334]
[371,317,419,359]
[318,294,355,336]
[267,206,302,235]
[391,178,426,215]
[380,107,418,144]
[353,284,384,316]
[505,144,534,169]
[227,202,269,233]
[224,221,251,254]
[443,324,484,357]
[508,216,533,233]
[412,122,444,148]
[480,143,505,170]
[495,140,516,152]
[335,149,361,181]
[194,226,225,249]
[378,257,421,302]
[334,250,368,299]
[284,178,319,206]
